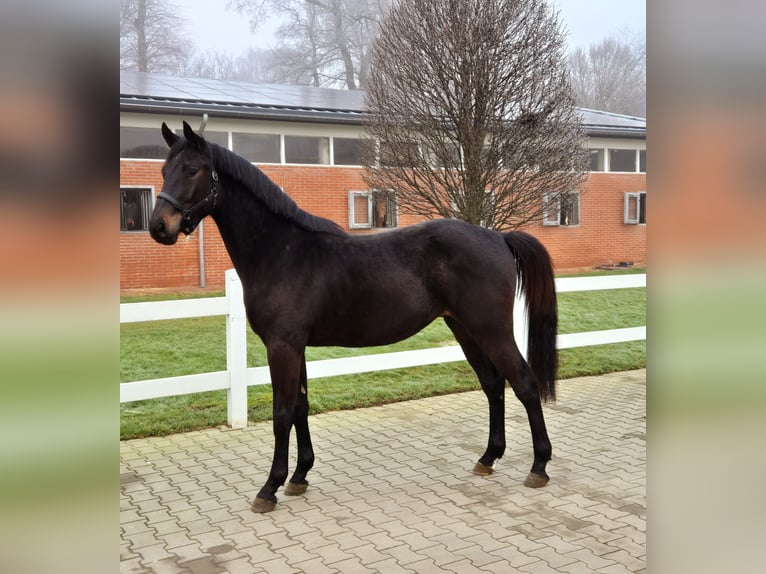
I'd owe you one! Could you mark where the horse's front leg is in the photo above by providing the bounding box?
[284,355,315,496]
[252,341,303,513]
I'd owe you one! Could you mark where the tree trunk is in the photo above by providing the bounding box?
[136,0,148,72]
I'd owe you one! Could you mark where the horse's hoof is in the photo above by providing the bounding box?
[473,462,495,476]
[251,496,277,513]
[524,472,550,488]
[284,481,308,496]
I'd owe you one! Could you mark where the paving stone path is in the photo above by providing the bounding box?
[121,369,645,573]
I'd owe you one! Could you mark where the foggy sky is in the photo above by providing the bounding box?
[175,0,646,58]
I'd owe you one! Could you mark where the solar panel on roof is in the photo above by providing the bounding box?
[120,71,643,130]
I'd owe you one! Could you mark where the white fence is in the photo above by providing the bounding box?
[121,269,646,428]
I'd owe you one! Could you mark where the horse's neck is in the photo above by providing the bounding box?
[211,178,294,280]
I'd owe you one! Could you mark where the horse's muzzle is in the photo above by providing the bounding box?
[149,214,180,245]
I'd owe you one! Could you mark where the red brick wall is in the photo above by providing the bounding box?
[120,160,645,291]
[532,172,646,272]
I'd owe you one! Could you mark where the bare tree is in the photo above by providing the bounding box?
[120,0,192,73]
[230,0,389,89]
[233,48,283,83]
[569,34,646,117]
[182,50,238,80]
[363,0,588,230]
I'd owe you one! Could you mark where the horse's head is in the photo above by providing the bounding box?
[149,121,218,245]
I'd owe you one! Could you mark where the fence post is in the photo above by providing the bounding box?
[225,269,248,428]
[513,289,529,360]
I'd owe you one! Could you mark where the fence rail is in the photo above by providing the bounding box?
[121,269,646,428]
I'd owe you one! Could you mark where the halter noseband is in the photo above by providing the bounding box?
[157,170,219,235]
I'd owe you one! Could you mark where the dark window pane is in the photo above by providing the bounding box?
[560,192,580,225]
[609,149,636,172]
[372,192,397,228]
[333,138,361,165]
[202,131,228,148]
[120,127,168,159]
[285,136,329,164]
[232,133,280,163]
[589,149,605,171]
[120,188,153,231]
[639,150,646,172]
[639,193,646,223]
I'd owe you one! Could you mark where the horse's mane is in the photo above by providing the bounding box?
[208,143,345,236]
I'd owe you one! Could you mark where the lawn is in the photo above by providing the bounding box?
[120,270,645,439]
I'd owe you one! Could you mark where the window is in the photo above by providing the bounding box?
[333,138,361,165]
[120,187,153,231]
[285,135,330,164]
[589,148,645,173]
[120,127,168,159]
[609,149,637,172]
[625,192,646,224]
[543,192,580,226]
[589,149,605,171]
[232,133,280,163]
[379,141,419,167]
[348,191,397,229]
[200,131,229,148]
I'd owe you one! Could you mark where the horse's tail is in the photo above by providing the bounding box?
[503,231,558,402]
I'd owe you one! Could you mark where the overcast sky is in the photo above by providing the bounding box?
[176,0,645,58]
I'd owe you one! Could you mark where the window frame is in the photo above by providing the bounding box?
[348,191,373,229]
[231,132,281,164]
[543,191,580,227]
[284,135,330,165]
[624,192,647,224]
[120,186,154,233]
[348,190,398,230]
[585,143,646,173]
[608,148,638,173]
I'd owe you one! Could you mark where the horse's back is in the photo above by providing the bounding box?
[345,219,517,311]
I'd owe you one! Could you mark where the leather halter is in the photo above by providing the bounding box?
[157,170,219,235]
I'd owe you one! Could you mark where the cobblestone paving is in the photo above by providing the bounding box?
[121,370,645,573]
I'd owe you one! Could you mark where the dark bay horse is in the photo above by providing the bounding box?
[149,121,559,513]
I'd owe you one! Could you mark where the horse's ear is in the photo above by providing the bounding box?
[161,122,179,147]
[182,120,207,152]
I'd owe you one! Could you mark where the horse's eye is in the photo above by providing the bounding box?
[184,166,200,177]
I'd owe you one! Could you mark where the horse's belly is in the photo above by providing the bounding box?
[307,303,439,348]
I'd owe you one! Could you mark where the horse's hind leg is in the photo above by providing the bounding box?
[447,318,553,487]
[444,318,507,476]
[491,346,553,488]
[284,357,315,496]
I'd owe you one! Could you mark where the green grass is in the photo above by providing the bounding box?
[121,271,645,439]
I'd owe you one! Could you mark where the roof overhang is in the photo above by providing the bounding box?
[583,125,647,139]
[120,96,366,125]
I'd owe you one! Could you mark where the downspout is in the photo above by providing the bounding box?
[198,220,206,288]
[198,112,207,289]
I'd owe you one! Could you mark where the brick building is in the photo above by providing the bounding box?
[120,71,645,291]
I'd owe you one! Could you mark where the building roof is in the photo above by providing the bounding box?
[120,71,366,124]
[576,108,646,138]
[120,71,645,137]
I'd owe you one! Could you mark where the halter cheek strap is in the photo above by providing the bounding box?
[158,170,219,235]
